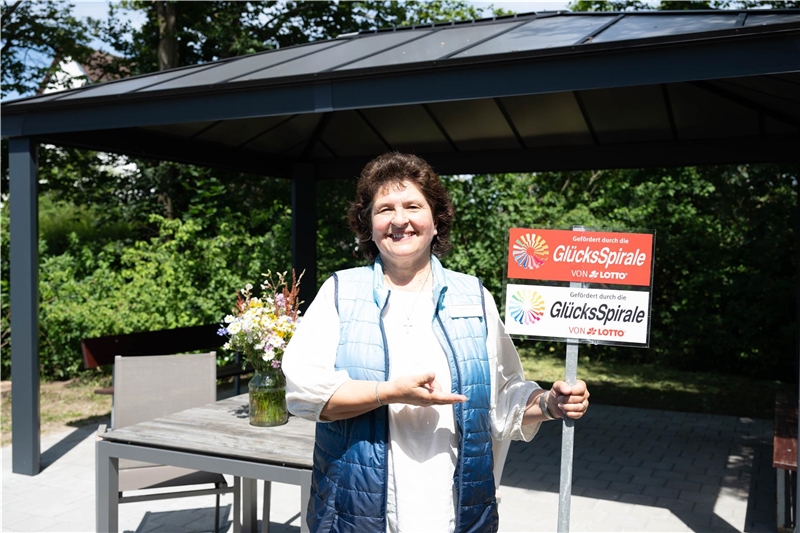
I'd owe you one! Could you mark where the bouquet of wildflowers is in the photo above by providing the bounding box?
[219,270,303,374]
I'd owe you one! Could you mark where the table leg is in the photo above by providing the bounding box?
[96,441,119,533]
[300,477,311,533]
[233,477,241,533]
[778,468,788,529]
[242,477,258,533]
[262,481,272,533]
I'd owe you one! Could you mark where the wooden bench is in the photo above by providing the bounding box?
[82,324,254,395]
[774,391,797,533]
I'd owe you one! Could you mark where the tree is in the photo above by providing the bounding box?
[0,0,101,198]
[0,0,94,98]
[83,1,498,223]
[95,1,491,76]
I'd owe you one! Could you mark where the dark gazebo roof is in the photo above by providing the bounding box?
[3,9,799,177]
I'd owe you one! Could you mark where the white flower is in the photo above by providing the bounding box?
[224,314,235,324]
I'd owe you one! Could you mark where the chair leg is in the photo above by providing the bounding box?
[214,483,221,533]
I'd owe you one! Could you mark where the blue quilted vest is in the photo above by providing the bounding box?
[307,255,498,533]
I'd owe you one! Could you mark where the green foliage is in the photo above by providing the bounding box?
[37,193,134,257]
[1,200,9,364]
[0,0,93,98]
[443,165,797,379]
[316,179,367,286]
[8,163,794,381]
[1,202,292,380]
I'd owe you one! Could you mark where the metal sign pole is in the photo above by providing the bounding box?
[558,225,584,533]
[557,334,579,532]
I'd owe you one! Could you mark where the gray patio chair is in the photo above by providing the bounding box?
[106,352,238,533]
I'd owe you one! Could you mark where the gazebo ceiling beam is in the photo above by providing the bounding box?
[660,84,681,143]
[314,134,800,179]
[355,109,394,152]
[39,130,293,178]
[300,112,334,160]
[690,80,800,130]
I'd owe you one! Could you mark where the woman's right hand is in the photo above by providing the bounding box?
[320,372,467,421]
[384,371,467,407]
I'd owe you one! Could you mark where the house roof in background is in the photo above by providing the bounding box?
[77,51,132,84]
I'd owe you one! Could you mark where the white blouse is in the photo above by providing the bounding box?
[283,276,541,533]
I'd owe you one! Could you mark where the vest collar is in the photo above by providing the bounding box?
[372,257,390,308]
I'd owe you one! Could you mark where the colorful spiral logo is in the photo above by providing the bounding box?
[509,289,545,325]
[512,233,549,270]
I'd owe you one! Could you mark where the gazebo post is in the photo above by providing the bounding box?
[796,162,800,531]
[292,163,317,310]
[9,136,41,475]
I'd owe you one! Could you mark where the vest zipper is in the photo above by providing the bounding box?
[379,290,391,531]
[436,312,464,533]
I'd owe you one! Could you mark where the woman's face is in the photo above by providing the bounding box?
[371,180,437,271]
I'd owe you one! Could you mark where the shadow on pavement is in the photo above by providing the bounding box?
[127,505,233,533]
[123,505,302,533]
[41,420,108,470]
[500,404,775,533]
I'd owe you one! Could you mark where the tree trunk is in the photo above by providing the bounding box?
[154,1,178,218]
[155,1,178,71]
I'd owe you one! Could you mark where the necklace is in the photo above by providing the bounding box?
[386,266,432,333]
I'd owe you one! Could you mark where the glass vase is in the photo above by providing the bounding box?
[248,368,288,427]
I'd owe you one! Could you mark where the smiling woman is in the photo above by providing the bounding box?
[369,182,437,277]
[281,152,590,533]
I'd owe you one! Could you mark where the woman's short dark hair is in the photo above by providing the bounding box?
[348,152,454,261]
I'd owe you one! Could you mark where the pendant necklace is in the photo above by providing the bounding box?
[388,267,432,334]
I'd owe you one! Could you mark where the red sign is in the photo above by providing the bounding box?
[507,228,654,286]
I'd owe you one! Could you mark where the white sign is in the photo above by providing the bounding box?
[503,284,650,345]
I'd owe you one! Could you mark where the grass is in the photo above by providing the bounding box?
[519,347,789,420]
[0,353,790,446]
[1,374,113,447]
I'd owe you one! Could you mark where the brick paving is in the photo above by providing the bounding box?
[2,404,776,532]
[498,404,775,532]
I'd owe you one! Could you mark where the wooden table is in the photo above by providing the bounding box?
[96,394,315,533]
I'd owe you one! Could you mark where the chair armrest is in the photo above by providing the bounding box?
[96,423,108,441]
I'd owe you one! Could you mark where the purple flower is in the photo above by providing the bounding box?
[275,293,286,307]
[217,327,228,336]
[271,359,282,369]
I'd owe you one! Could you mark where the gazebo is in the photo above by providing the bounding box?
[3,8,799,483]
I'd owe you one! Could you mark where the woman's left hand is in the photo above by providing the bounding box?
[548,380,590,420]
